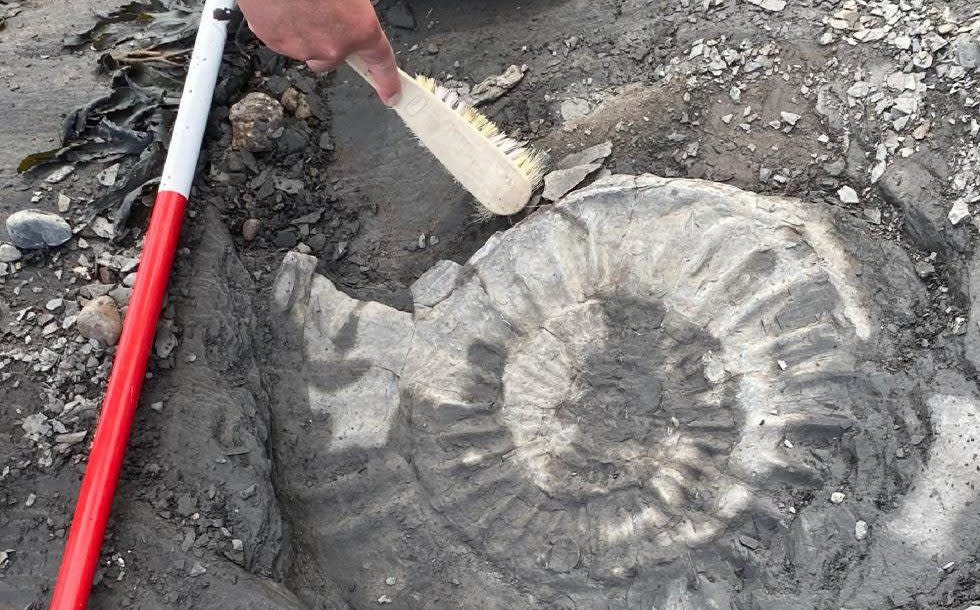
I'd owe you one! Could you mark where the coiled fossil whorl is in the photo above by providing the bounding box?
[402,175,871,587]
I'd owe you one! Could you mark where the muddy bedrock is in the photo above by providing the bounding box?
[2,0,980,609]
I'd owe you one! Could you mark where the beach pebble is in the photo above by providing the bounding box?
[5,210,72,250]
[242,218,261,242]
[76,296,122,346]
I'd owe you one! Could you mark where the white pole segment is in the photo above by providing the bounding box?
[159,0,237,196]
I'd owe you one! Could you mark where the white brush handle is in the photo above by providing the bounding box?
[345,55,533,216]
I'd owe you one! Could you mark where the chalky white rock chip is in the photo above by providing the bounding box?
[745,0,786,11]
[948,199,970,225]
[838,185,860,204]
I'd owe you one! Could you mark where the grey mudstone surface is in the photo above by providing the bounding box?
[5,209,72,249]
[83,208,318,610]
[270,175,966,609]
[382,1,416,30]
[878,154,968,255]
[839,383,980,608]
[967,248,980,373]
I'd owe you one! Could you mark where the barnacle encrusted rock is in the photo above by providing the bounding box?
[229,92,284,152]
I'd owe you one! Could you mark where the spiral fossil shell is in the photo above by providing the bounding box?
[272,175,972,608]
[400,174,870,583]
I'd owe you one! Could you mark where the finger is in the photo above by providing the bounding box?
[356,30,402,106]
[307,59,339,73]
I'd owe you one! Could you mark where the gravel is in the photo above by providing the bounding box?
[855,520,869,540]
[948,200,971,226]
[746,0,786,11]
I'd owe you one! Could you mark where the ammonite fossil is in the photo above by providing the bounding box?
[272,175,978,609]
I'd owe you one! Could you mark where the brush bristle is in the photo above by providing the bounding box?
[414,74,547,191]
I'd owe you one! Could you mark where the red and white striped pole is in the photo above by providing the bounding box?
[49,1,235,608]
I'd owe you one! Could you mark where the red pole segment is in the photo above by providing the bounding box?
[49,191,187,610]
[49,0,235,607]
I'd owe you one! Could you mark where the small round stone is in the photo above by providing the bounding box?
[830,492,846,504]
[76,295,122,346]
[242,218,261,242]
[854,520,869,540]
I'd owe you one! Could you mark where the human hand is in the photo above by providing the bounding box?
[238,0,401,105]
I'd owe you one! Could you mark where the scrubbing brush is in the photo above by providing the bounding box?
[346,56,546,216]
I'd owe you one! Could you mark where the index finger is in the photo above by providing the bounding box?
[356,29,402,106]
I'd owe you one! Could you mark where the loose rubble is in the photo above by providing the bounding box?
[0,243,22,262]
[837,185,860,204]
[745,0,786,12]
[948,200,971,226]
[855,520,869,540]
